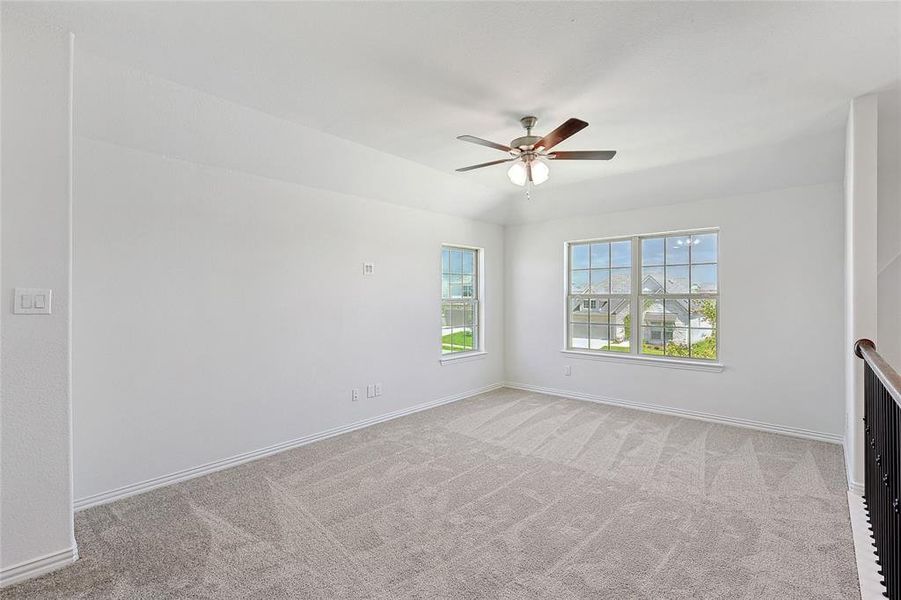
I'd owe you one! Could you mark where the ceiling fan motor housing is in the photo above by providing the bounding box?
[512,115,541,151]
[510,136,541,152]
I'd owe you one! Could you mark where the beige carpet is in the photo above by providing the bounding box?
[2,388,858,599]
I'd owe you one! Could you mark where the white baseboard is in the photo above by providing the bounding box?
[848,490,886,600]
[505,382,844,445]
[0,547,78,589]
[74,382,503,511]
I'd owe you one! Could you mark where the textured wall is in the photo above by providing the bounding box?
[844,96,879,490]
[1,9,75,572]
[71,53,505,502]
[877,87,901,370]
[505,183,846,438]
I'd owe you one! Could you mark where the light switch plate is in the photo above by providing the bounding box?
[363,263,375,276]
[14,288,52,315]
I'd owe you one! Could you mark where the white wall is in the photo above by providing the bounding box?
[844,95,879,491]
[877,87,901,370]
[72,53,504,502]
[505,183,846,438]
[0,10,77,582]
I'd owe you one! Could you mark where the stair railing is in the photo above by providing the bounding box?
[856,338,901,599]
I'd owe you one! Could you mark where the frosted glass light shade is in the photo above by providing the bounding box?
[507,161,527,186]
[531,159,549,185]
[507,159,550,186]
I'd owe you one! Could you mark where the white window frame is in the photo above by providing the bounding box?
[440,244,486,364]
[561,228,723,372]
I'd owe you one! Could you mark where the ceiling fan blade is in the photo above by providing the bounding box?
[533,118,589,151]
[457,135,512,153]
[455,157,516,172]
[548,150,617,160]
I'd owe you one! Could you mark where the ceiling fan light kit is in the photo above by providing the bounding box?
[456,116,616,190]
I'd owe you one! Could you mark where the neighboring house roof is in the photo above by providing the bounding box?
[573,273,712,327]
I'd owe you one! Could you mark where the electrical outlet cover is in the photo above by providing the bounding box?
[13,288,52,315]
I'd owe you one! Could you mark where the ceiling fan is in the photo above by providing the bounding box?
[455,116,616,187]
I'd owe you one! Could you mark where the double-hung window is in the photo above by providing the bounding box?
[567,230,719,362]
[441,246,480,355]
[567,238,633,353]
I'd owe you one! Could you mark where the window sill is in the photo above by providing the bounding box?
[560,349,724,372]
[440,351,487,365]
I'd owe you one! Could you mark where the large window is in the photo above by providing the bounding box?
[567,230,718,361]
[442,246,480,355]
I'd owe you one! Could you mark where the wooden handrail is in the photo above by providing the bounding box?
[855,338,901,407]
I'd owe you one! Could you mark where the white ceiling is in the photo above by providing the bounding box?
[16,1,901,223]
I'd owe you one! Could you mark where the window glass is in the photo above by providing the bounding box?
[642,238,665,266]
[442,246,479,355]
[590,243,609,268]
[570,231,718,361]
[567,238,632,354]
[572,244,590,270]
[690,233,717,264]
[666,236,691,265]
[611,240,631,268]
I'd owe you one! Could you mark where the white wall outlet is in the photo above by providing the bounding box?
[563,365,572,376]
[374,383,382,396]
[13,288,52,315]
[366,384,375,398]
[363,263,375,276]
[352,388,360,402]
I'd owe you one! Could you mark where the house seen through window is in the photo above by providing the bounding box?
[442,246,479,354]
[567,230,718,361]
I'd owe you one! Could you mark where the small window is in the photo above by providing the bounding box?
[441,246,480,355]
[567,230,718,362]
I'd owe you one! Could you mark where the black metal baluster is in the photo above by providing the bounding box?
[886,395,901,598]
[855,340,901,599]
[887,381,893,599]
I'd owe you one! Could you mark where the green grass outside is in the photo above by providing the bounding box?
[641,335,717,360]
[641,342,664,356]
[572,342,631,353]
[442,330,474,352]
[600,343,631,353]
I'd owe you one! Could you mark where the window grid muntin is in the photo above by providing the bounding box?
[442,246,479,355]
[638,231,718,360]
[567,230,718,362]
[568,237,633,354]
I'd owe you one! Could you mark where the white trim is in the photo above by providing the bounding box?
[0,547,78,589]
[845,442,865,494]
[848,490,885,599]
[561,349,724,372]
[440,243,485,357]
[440,350,487,365]
[74,382,503,511]
[563,228,722,366]
[505,382,843,444]
[565,226,721,245]
[67,28,79,560]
